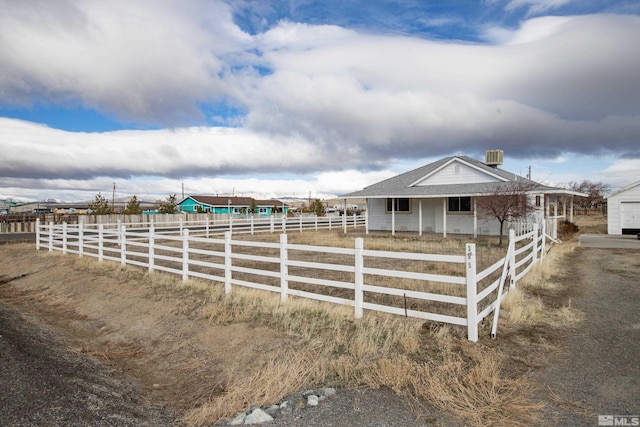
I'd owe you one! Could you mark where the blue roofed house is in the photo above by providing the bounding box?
[178,196,288,216]
[342,151,586,237]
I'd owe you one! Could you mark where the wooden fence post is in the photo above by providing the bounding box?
[354,238,364,319]
[62,222,68,254]
[541,220,546,261]
[299,215,303,232]
[78,219,84,258]
[121,225,127,266]
[532,224,539,264]
[281,216,286,233]
[225,231,232,294]
[48,221,53,251]
[98,224,104,262]
[280,234,288,303]
[329,215,332,230]
[35,218,40,250]
[182,228,189,281]
[148,220,155,272]
[315,214,318,231]
[251,216,254,235]
[270,215,275,233]
[509,229,516,289]
[343,213,347,234]
[465,243,478,342]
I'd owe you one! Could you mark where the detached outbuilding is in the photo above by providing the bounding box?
[607,180,640,235]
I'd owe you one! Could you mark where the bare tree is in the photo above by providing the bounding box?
[476,182,536,246]
[566,180,609,211]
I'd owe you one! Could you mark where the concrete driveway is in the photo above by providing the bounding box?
[579,233,640,249]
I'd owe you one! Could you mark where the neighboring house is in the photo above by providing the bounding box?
[606,180,640,235]
[177,196,288,216]
[341,151,585,237]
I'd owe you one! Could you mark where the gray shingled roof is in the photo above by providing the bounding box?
[342,156,584,199]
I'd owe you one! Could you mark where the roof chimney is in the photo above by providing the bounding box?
[485,149,504,168]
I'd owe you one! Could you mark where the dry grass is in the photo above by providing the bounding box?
[178,280,549,426]
[184,350,319,425]
[22,230,583,426]
[411,338,544,427]
[502,241,584,329]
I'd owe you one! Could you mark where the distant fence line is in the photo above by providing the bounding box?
[1,212,354,234]
[36,218,551,341]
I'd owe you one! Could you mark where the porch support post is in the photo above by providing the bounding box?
[554,195,558,217]
[365,198,369,235]
[570,196,574,222]
[442,198,447,238]
[473,197,477,239]
[418,199,423,236]
[391,197,396,236]
[562,195,567,219]
[546,195,550,217]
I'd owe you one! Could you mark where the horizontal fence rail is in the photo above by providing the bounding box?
[35,219,548,341]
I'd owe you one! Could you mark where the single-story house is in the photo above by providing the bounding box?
[341,152,586,237]
[178,196,288,216]
[606,180,640,235]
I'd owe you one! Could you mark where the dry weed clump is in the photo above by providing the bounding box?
[410,338,543,427]
[184,350,319,426]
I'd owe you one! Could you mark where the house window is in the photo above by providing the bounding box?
[386,198,410,212]
[448,196,471,212]
[535,195,541,207]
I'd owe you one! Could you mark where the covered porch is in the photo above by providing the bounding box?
[341,192,577,238]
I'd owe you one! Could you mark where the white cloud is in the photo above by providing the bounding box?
[0,0,252,124]
[0,167,395,203]
[1,4,640,201]
[504,0,573,16]
[0,118,329,179]
[595,159,640,190]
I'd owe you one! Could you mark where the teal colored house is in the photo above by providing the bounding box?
[178,196,288,216]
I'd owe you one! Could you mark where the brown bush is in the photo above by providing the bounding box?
[558,220,579,236]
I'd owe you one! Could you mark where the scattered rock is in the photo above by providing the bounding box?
[218,387,337,425]
[307,395,319,406]
[244,408,273,424]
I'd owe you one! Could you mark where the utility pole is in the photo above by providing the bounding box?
[112,182,116,211]
[527,166,531,180]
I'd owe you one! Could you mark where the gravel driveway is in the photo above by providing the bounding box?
[533,243,640,425]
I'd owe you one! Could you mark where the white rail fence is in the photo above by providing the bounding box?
[36,219,548,341]
[1,212,363,234]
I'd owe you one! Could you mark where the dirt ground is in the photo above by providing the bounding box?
[1,215,639,426]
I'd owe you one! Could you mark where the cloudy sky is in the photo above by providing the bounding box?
[1,0,639,203]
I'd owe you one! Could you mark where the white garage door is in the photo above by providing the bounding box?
[621,202,640,230]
